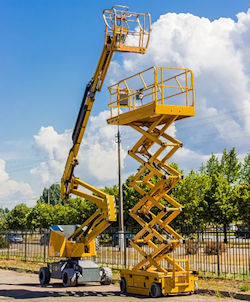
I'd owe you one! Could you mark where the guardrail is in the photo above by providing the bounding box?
[108,66,195,118]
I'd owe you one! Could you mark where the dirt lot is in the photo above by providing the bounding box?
[0,269,242,302]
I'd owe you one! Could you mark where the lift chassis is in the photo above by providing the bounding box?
[41,259,112,286]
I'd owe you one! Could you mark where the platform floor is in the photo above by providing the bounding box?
[107,102,195,126]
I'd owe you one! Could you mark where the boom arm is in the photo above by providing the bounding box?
[61,45,114,201]
[58,6,151,252]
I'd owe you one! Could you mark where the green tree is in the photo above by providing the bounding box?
[171,170,210,231]
[60,197,97,225]
[27,196,96,230]
[240,152,250,184]
[233,182,250,225]
[4,204,30,230]
[39,184,62,205]
[26,202,55,230]
[200,148,243,233]
[204,173,236,242]
[204,153,220,176]
[0,208,7,229]
[220,148,241,184]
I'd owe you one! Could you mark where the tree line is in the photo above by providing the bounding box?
[0,148,249,235]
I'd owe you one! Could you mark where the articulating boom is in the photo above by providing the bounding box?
[49,6,151,258]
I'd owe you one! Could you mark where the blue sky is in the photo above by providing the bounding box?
[0,1,250,208]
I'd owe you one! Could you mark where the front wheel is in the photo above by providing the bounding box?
[39,267,50,285]
[150,282,162,298]
[120,277,126,293]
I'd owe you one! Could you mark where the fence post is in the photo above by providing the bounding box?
[7,238,9,260]
[43,232,46,263]
[124,231,127,268]
[24,232,27,262]
[216,226,220,277]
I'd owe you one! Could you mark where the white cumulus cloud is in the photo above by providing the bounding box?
[30,111,127,186]
[0,159,34,208]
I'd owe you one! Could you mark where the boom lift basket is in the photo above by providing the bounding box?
[103,5,151,53]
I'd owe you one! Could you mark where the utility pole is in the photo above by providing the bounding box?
[117,125,124,233]
[116,125,125,256]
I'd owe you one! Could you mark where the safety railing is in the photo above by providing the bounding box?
[103,5,151,53]
[108,66,195,118]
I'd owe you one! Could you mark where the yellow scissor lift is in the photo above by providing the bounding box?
[107,66,198,297]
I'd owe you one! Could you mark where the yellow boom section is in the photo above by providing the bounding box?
[52,6,151,257]
[107,67,198,295]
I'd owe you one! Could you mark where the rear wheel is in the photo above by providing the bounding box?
[150,282,162,298]
[39,267,50,285]
[120,277,126,293]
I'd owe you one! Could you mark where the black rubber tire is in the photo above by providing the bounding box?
[62,268,77,287]
[120,277,126,293]
[150,282,162,298]
[39,267,50,285]
[100,267,112,285]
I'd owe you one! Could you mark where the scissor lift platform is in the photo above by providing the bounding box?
[107,102,195,126]
[107,66,198,298]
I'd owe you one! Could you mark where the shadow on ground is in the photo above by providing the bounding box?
[0,287,192,300]
[0,289,130,299]
[0,282,194,300]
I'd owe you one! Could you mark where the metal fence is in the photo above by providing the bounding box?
[0,227,249,280]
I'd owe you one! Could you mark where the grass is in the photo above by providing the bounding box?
[239,284,250,292]
[198,277,250,294]
[0,259,44,272]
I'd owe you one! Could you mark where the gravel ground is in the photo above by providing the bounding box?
[0,269,240,302]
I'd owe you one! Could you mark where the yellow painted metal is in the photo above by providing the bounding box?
[48,230,66,257]
[107,66,195,124]
[50,6,151,259]
[107,66,198,296]
[103,6,151,54]
[121,269,198,296]
[48,230,95,258]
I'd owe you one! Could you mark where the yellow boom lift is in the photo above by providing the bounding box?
[38,6,151,287]
[107,66,198,297]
